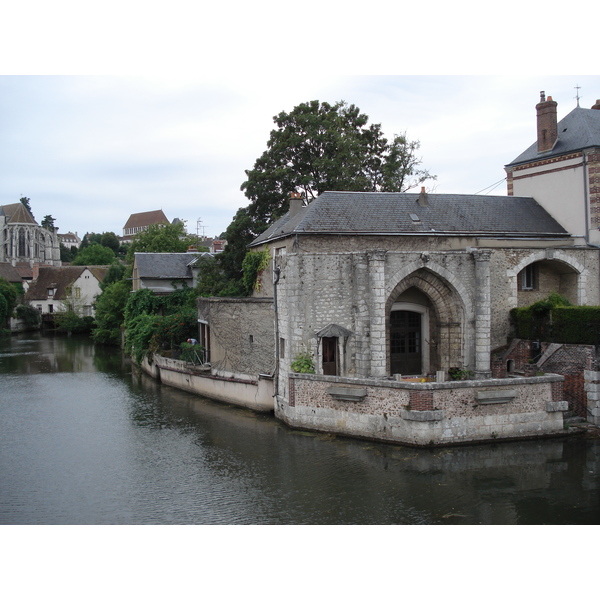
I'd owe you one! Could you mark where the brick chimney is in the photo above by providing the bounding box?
[536,91,558,153]
[289,192,303,218]
[592,100,600,110]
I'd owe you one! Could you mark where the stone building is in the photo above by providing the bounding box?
[121,209,170,243]
[0,202,61,269]
[192,92,600,445]
[248,190,598,389]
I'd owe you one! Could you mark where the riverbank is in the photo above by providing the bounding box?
[137,352,600,448]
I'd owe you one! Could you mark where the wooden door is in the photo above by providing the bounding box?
[322,337,338,375]
[390,311,421,375]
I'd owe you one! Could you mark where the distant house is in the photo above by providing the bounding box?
[25,265,109,317]
[132,252,212,293]
[0,202,61,269]
[121,210,170,242]
[58,231,82,249]
[209,238,227,253]
[0,262,23,286]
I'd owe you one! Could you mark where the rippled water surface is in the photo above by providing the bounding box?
[1,333,599,525]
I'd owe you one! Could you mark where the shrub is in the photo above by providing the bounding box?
[290,350,315,373]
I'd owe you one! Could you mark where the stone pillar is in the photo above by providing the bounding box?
[473,249,492,379]
[353,253,371,377]
[368,250,387,377]
[584,370,600,425]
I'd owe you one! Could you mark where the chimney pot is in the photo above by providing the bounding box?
[592,100,600,110]
[289,192,304,218]
[536,91,558,153]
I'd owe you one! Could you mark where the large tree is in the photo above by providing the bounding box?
[240,100,435,226]
[207,99,435,293]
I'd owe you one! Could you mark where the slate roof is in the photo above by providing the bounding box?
[133,252,212,279]
[123,210,169,230]
[507,107,600,166]
[25,266,109,301]
[0,203,37,225]
[250,191,569,246]
[0,262,22,283]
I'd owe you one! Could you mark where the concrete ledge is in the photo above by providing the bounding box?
[546,401,569,412]
[327,386,367,402]
[401,409,445,422]
[476,390,517,404]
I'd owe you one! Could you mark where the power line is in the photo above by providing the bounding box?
[474,177,506,195]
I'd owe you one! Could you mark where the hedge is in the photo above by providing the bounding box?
[511,305,600,345]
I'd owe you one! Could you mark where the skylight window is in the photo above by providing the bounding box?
[409,213,421,222]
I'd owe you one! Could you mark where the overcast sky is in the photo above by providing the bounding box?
[3,74,598,241]
[1,4,597,243]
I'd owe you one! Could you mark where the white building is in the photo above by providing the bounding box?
[25,265,108,317]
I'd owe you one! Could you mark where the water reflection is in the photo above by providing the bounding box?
[1,333,599,524]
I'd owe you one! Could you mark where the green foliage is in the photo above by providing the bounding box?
[125,312,162,364]
[511,293,600,344]
[100,262,128,290]
[93,279,131,345]
[0,293,8,327]
[124,289,162,322]
[41,215,56,231]
[126,221,194,262]
[20,196,33,218]
[100,231,120,253]
[54,309,94,334]
[123,287,200,362]
[0,277,18,319]
[194,254,246,298]
[290,350,315,373]
[241,100,436,226]
[72,242,115,265]
[529,292,572,313]
[15,304,41,328]
[60,243,78,263]
[241,248,271,295]
[448,367,474,381]
[180,341,205,364]
[199,100,436,296]
[125,308,198,364]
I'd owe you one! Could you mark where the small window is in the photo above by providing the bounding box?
[279,337,285,359]
[249,334,254,344]
[47,288,54,297]
[521,264,537,291]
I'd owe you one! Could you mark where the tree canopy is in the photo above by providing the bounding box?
[126,221,195,262]
[240,100,435,226]
[203,99,436,295]
[41,215,56,231]
[19,197,33,218]
[72,242,115,265]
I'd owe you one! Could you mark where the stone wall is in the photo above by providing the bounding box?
[273,241,598,391]
[278,373,566,446]
[492,338,599,419]
[197,297,275,379]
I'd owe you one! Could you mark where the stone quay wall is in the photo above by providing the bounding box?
[277,373,567,447]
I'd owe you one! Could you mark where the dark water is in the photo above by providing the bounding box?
[1,333,599,525]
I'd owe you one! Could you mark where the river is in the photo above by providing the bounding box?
[1,332,599,525]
